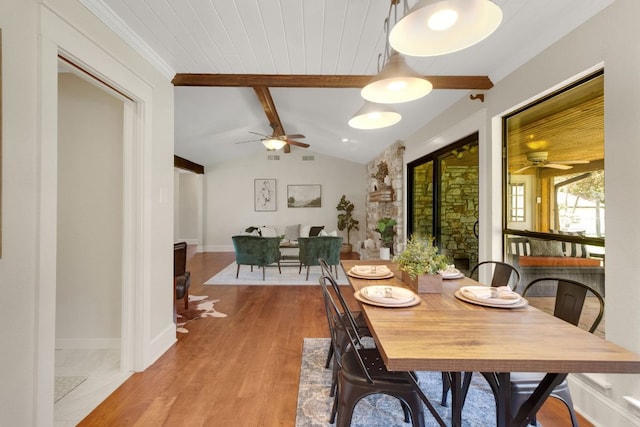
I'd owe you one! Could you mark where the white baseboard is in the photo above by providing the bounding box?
[176,238,199,245]
[570,375,640,426]
[146,322,177,370]
[55,338,120,349]
[203,244,234,252]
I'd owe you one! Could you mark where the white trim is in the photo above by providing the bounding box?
[569,376,640,427]
[55,338,121,349]
[79,0,175,80]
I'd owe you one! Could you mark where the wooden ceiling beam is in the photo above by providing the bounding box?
[172,73,494,90]
[252,86,290,153]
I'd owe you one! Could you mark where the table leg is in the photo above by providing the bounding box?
[512,373,567,427]
[448,372,463,427]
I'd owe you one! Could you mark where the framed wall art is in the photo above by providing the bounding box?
[254,178,277,211]
[287,184,321,208]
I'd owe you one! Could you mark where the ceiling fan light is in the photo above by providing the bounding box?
[361,52,432,104]
[389,0,503,57]
[348,101,401,130]
[262,138,287,150]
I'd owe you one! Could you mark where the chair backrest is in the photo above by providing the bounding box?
[470,260,521,290]
[523,277,605,333]
[319,275,373,383]
[231,235,281,266]
[174,242,188,277]
[298,236,343,266]
[319,259,361,334]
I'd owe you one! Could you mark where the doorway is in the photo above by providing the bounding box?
[407,133,480,272]
[54,63,129,423]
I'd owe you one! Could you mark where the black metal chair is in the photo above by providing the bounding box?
[469,260,521,289]
[319,274,444,427]
[319,257,372,398]
[441,260,522,406]
[509,277,605,426]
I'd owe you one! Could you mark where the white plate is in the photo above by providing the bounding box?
[441,272,465,280]
[455,289,528,309]
[361,285,416,304]
[350,265,392,277]
[354,290,421,308]
[347,269,395,280]
[459,286,522,305]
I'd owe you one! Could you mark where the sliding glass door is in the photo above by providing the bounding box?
[408,133,479,272]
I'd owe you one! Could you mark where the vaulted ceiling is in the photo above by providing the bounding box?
[82,0,613,166]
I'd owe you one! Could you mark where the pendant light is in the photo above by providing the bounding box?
[361,51,433,104]
[261,138,287,150]
[360,2,432,104]
[348,101,401,130]
[389,0,502,57]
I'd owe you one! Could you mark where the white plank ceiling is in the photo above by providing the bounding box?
[81,0,613,165]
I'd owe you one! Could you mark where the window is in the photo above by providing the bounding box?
[509,182,525,222]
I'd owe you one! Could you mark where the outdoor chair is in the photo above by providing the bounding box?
[231,235,282,280]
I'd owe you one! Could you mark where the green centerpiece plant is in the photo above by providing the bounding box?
[393,235,449,293]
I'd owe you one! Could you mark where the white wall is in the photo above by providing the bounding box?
[203,150,367,251]
[402,0,640,425]
[0,0,175,425]
[175,171,201,244]
[57,73,123,346]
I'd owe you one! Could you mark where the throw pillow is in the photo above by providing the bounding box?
[318,229,328,236]
[300,225,311,238]
[309,226,325,237]
[551,230,588,258]
[245,226,260,234]
[259,226,278,237]
[328,230,338,237]
[528,238,564,257]
[285,224,300,241]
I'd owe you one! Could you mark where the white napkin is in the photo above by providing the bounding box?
[461,286,521,304]
[352,265,391,276]
[361,285,415,304]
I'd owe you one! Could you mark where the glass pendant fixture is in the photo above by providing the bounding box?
[348,101,402,130]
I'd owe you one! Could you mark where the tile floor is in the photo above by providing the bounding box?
[54,348,131,426]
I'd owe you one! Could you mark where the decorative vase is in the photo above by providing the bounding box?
[379,247,391,260]
[340,243,352,254]
[401,271,443,294]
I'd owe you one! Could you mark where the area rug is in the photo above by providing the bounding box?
[176,295,227,333]
[204,262,349,286]
[295,338,500,427]
[54,376,87,403]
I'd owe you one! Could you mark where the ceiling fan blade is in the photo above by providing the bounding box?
[553,160,590,165]
[249,131,269,138]
[544,163,573,170]
[283,134,306,139]
[513,165,533,174]
[234,139,261,144]
[286,139,310,148]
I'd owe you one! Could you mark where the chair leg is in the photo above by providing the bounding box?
[306,266,310,281]
[325,344,334,369]
[299,262,303,274]
[184,289,189,310]
[236,264,240,278]
[333,265,339,280]
[277,260,281,274]
[262,266,266,280]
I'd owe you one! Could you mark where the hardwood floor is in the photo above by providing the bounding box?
[79,250,594,426]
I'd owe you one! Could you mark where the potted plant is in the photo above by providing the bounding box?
[375,217,397,260]
[393,234,449,293]
[336,195,359,253]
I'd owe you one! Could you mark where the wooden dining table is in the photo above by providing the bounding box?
[341,260,640,427]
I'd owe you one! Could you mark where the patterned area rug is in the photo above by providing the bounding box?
[296,338,500,427]
[176,295,227,333]
[54,376,87,403]
[204,262,349,286]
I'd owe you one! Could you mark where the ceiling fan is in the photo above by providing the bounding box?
[513,151,589,174]
[235,123,310,151]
